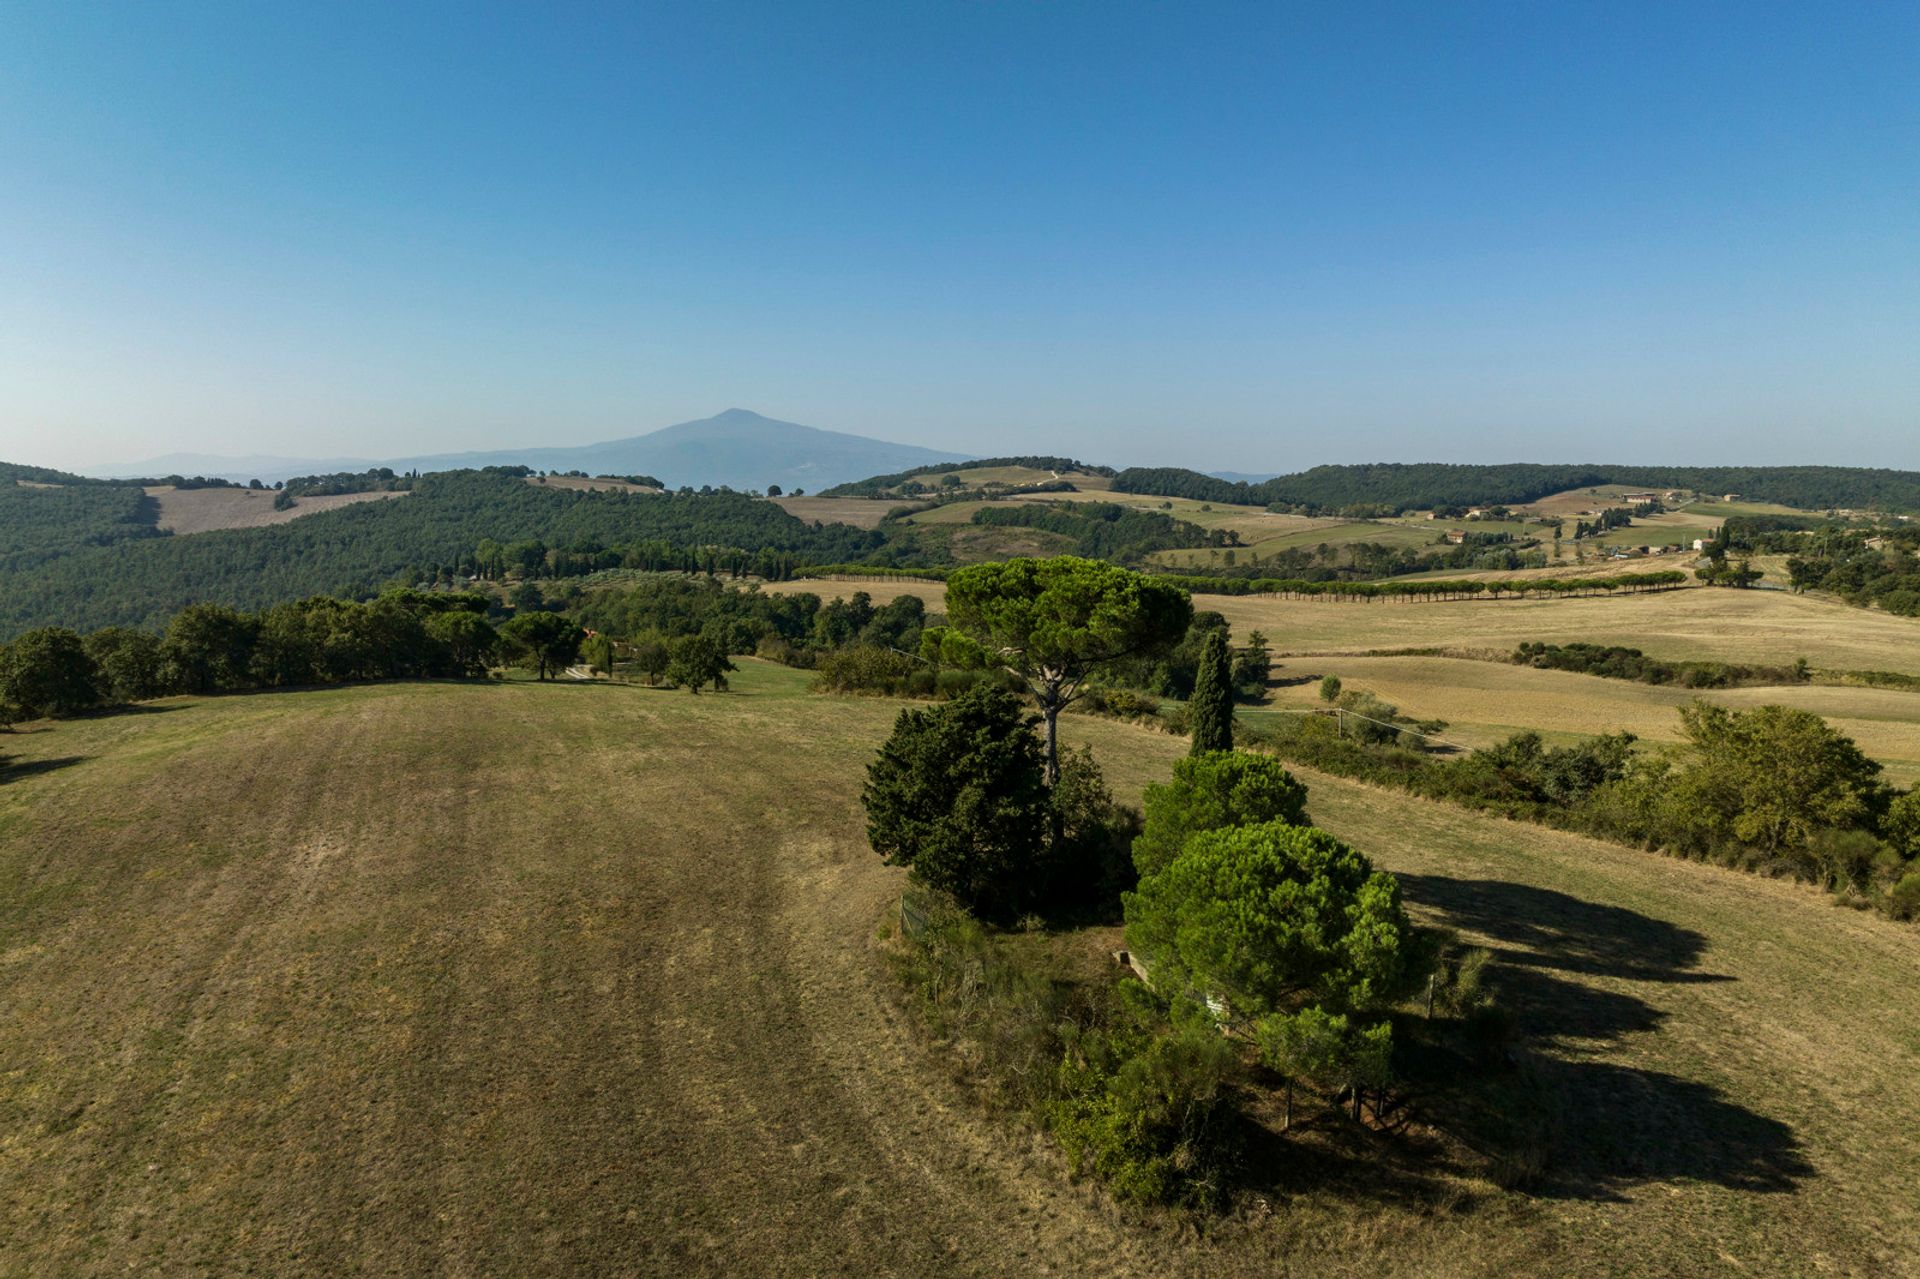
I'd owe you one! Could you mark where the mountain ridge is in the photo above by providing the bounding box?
[89,409,969,491]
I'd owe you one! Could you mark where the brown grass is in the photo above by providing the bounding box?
[1,668,1916,1275]
[771,495,903,527]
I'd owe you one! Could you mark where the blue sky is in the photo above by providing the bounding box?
[2,1,1916,471]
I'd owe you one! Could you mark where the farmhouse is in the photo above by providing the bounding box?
[1622,492,1658,504]
[1444,528,1467,544]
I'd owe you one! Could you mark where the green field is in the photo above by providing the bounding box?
[3,664,1918,1275]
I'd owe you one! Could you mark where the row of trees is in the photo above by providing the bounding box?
[1110,463,1920,516]
[1156,570,1691,601]
[0,591,610,723]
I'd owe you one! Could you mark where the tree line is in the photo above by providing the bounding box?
[1109,463,1920,516]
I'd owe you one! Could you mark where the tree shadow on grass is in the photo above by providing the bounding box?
[1376,874,1810,1200]
[0,754,87,784]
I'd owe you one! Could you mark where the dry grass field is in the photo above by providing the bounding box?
[2,666,1917,1276]
[1252,653,1920,782]
[146,485,408,534]
[903,464,1116,490]
[764,578,1920,678]
[770,495,902,528]
[524,475,662,494]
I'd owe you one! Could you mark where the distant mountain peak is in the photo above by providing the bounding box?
[87,409,969,491]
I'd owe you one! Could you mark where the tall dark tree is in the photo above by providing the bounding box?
[1188,629,1233,755]
[862,685,1049,920]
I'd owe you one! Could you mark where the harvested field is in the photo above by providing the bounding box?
[147,485,407,534]
[770,495,902,527]
[2,667,1916,1275]
[1253,653,1920,782]
[765,578,1920,678]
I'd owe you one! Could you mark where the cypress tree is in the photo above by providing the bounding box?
[1188,629,1233,755]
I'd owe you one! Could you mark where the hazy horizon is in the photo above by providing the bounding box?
[4,3,1917,474]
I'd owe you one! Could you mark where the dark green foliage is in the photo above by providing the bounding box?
[932,556,1192,783]
[161,603,260,694]
[968,501,1218,563]
[627,631,671,685]
[0,628,100,719]
[1125,820,1417,1019]
[1132,751,1310,880]
[664,634,734,692]
[862,686,1050,921]
[1187,630,1233,754]
[1514,641,1810,689]
[821,456,1115,498]
[1658,702,1883,861]
[0,476,158,574]
[1113,463,1920,515]
[1048,987,1240,1206]
[0,468,888,637]
[82,627,165,703]
[1452,731,1637,806]
[1231,630,1270,701]
[1046,745,1144,913]
[895,900,1238,1206]
[499,611,584,680]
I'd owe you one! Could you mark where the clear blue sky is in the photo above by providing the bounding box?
[3,1,1916,472]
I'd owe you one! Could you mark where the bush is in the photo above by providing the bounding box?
[1048,986,1239,1207]
[1885,870,1920,921]
[1133,750,1310,880]
[1318,674,1342,703]
[813,643,920,695]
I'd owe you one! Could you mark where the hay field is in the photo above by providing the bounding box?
[767,578,1920,678]
[771,495,902,528]
[146,485,408,535]
[526,475,662,494]
[2,668,1917,1275]
[1254,653,1920,782]
[904,464,1116,490]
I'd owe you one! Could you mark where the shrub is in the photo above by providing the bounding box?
[1048,986,1239,1206]
[1133,750,1310,880]
[1885,870,1920,921]
[812,643,919,695]
[1318,674,1342,703]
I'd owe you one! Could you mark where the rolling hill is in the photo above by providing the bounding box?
[92,409,969,493]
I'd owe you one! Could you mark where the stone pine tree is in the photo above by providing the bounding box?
[925,557,1192,784]
[1187,629,1233,755]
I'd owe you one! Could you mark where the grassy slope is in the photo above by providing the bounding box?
[2,666,1918,1275]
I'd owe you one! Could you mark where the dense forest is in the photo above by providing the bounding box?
[0,471,160,573]
[0,469,893,636]
[1111,463,1920,514]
